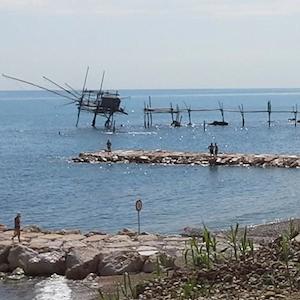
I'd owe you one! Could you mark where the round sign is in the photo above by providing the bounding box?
[135,199,143,211]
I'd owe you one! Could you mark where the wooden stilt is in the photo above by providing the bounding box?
[267,101,271,127]
[149,96,153,127]
[176,105,181,126]
[239,104,245,128]
[143,102,146,128]
[170,102,174,122]
[112,120,116,133]
[219,102,225,123]
[147,105,150,128]
[187,108,192,126]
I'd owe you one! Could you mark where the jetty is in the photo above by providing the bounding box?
[73,149,300,168]
[0,226,190,279]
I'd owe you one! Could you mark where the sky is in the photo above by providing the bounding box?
[0,0,300,90]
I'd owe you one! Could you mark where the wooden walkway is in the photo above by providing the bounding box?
[143,98,299,128]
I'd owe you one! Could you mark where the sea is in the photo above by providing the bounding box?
[1,88,300,299]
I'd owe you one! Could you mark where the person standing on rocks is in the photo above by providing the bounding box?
[12,213,21,242]
[208,143,214,156]
[106,139,112,152]
[214,143,219,156]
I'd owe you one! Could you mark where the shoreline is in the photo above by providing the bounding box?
[73,149,300,169]
[0,218,299,278]
[1,218,300,299]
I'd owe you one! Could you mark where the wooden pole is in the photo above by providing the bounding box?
[219,102,224,122]
[267,101,271,127]
[112,120,116,133]
[170,102,174,122]
[294,104,298,127]
[149,96,153,127]
[147,104,150,128]
[203,120,206,132]
[239,104,245,128]
[187,109,192,126]
[176,104,181,126]
[143,102,146,128]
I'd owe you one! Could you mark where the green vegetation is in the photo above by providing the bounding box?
[98,272,137,300]
[183,225,219,269]
[98,221,300,299]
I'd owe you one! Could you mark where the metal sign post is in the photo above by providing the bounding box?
[135,199,143,235]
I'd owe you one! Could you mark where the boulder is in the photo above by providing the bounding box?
[23,225,42,233]
[65,247,101,280]
[84,231,107,238]
[8,245,37,272]
[181,227,203,237]
[138,156,150,163]
[7,267,25,280]
[26,251,66,276]
[293,233,300,243]
[12,266,25,275]
[117,228,137,237]
[111,155,119,162]
[0,224,7,231]
[0,263,9,272]
[142,253,176,273]
[55,229,81,235]
[99,252,144,276]
[83,234,108,243]
[0,246,10,264]
[29,238,50,250]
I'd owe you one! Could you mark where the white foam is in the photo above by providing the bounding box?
[33,275,72,300]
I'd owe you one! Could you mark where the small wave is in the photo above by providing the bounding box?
[33,275,71,300]
[127,131,157,135]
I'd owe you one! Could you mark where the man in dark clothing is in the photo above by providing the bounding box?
[208,143,214,155]
[106,139,112,152]
[12,213,21,242]
[214,143,219,156]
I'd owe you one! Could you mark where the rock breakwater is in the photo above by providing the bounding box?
[73,150,300,169]
[0,226,188,279]
[1,220,300,299]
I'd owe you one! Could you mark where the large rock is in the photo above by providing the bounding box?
[0,224,7,231]
[142,253,176,273]
[0,263,9,272]
[8,245,37,272]
[99,251,144,276]
[65,247,101,280]
[117,228,137,237]
[0,246,10,264]
[23,225,42,233]
[7,267,25,280]
[26,251,66,275]
[293,233,300,243]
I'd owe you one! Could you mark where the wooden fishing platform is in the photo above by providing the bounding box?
[143,98,300,128]
[73,150,300,169]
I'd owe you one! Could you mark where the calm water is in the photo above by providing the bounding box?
[1,89,300,233]
[1,88,300,299]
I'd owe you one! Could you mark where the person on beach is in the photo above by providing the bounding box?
[11,213,21,242]
[208,143,214,156]
[214,143,219,156]
[106,139,112,152]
